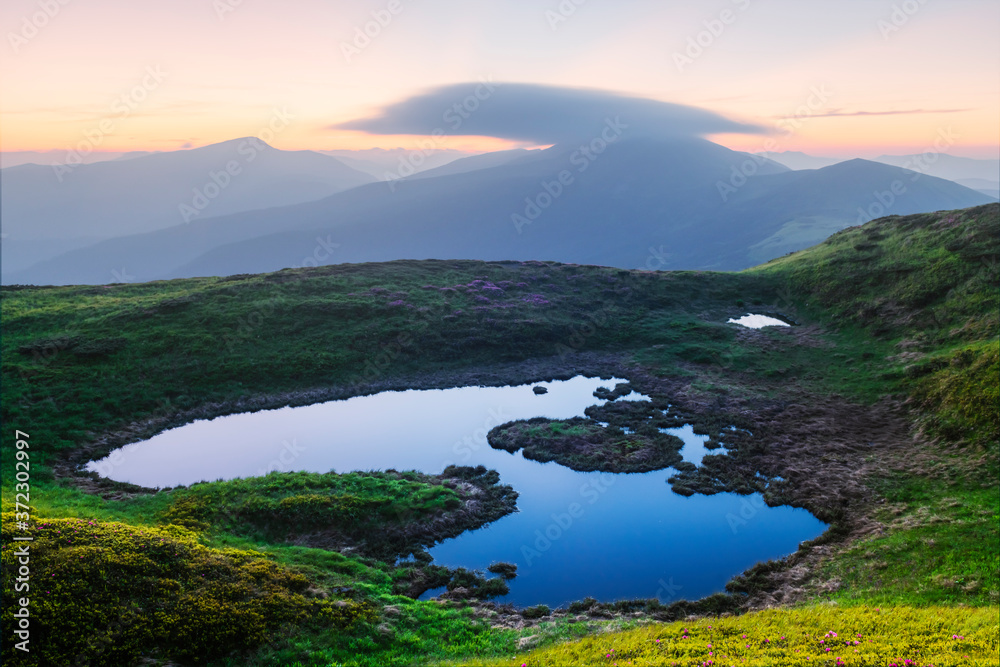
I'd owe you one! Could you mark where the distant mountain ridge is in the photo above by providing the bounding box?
[1,139,375,275]
[764,150,999,199]
[6,136,992,285]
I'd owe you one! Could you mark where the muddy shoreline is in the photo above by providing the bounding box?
[55,351,631,495]
[57,348,917,614]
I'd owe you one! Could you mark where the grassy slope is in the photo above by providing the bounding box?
[1,204,997,666]
[473,606,999,667]
[499,204,999,665]
[3,262,756,461]
[753,204,998,449]
[750,205,999,609]
[2,262,765,666]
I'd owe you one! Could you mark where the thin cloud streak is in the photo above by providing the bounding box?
[781,108,971,119]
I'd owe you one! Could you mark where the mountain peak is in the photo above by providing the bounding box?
[192,137,276,152]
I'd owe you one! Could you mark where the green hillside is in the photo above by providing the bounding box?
[2,204,997,666]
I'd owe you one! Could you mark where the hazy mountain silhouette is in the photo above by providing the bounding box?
[871,153,999,185]
[766,150,999,199]
[1,139,375,276]
[7,138,992,285]
[408,149,533,180]
[761,151,844,171]
[951,178,999,199]
[318,148,475,179]
[0,150,127,169]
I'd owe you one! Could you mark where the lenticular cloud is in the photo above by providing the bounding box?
[334,82,763,144]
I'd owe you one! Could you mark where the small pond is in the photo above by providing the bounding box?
[88,376,825,607]
[728,313,790,328]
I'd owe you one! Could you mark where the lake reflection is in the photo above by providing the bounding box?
[89,376,826,606]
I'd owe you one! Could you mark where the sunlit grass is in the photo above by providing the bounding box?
[1,205,997,665]
[467,606,1000,667]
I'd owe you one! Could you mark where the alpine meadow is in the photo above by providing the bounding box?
[1,2,998,666]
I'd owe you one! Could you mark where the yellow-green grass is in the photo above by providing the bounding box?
[0,513,377,667]
[820,483,999,608]
[2,205,997,666]
[467,606,999,667]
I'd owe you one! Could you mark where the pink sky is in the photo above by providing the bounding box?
[1,0,997,158]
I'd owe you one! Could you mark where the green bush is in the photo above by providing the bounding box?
[522,604,551,619]
[0,514,376,667]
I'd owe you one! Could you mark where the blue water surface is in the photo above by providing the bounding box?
[89,376,826,606]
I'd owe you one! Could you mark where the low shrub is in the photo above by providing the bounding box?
[0,514,375,667]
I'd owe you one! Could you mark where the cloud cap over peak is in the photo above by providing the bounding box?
[334,82,763,144]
